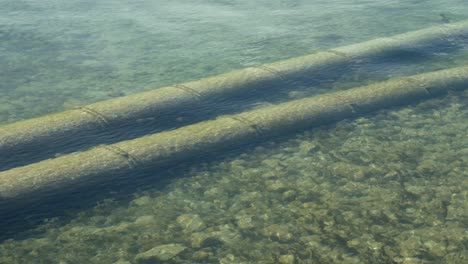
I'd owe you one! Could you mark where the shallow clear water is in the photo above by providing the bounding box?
[1,0,468,263]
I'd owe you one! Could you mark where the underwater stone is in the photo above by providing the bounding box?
[192,250,212,261]
[261,171,280,179]
[189,227,240,249]
[298,141,319,155]
[213,226,242,247]
[219,254,236,264]
[442,251,468,263]
[131,196,152,206]
[423,240,447,257]
[391,257,423,264]
[235,215,255,230]
[398,236,423,258]
[415,160,437,176]
[282,190,297,201]
[113,261,131,264]
[332,162,368,181]
[278,254,296,264]
[134,215,156,227]
[239,191,262,203]
[189,232,211,248]
[404,185,427,197]
[261,159,283,169]
[266,180,288,192]
[204,187,222,197]
[135,244,187,263]
[446,195,468,221]
[111,222,131,233]
[176,214,206,233]
[263,224,294,242]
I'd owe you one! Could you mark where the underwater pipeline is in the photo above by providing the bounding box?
[0,65,468,205]
[1,20,468,168]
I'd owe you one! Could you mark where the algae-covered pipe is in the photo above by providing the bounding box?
[1,66,467,204]
[2,20,468,167]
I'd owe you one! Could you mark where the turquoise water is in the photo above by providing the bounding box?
[1,0,468,263]
[2,0,468,123]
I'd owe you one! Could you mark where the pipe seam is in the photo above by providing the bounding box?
[423,87,433,96]
[99,145,140,169]
[348,103,360,114]
[77,106,111,127]
[228,116,267,136]
[403,76,436,96]
[324,49,350,59]
[253,65,288,82]
[172,84,203,99]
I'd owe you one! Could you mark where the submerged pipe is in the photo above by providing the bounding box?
[1,66,467,204]
[1,20,468,167]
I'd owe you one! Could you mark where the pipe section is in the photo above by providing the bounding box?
[1,20,468,166]
[1,66,467,204]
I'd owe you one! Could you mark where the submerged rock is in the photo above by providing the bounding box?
[236,215,255,230]
[278,254,296,264]
[134,215,156,227]
[188,227,241,249]
[135,244,187,263]
[263,224,294,242]
[176,214,205,233]
[113,261,131,264]
[132,196,152,206]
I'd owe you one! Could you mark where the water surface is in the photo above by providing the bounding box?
[1,0,468,263]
